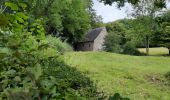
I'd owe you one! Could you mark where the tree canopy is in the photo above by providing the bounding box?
[99,0,167,8]
[153,10,170,54]
[29,0,103,45]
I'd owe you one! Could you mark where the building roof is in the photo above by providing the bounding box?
[84,27,105,42]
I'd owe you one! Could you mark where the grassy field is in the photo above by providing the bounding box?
[138,47,169,56]
[64,52,170,100]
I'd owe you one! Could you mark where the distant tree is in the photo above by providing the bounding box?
[86,0,104,28]
[154,10,170,55]
[99,0,166,8]
[129,0,165,55]
[104,20,142,55]
[100,0,167,55]
[104,21,125,53]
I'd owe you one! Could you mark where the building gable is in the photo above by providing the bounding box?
[76,27,107,51]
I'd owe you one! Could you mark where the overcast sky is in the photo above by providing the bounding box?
[93,0,170,23]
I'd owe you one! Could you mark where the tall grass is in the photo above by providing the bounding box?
[64,52,170,100]
[46,35,72,53]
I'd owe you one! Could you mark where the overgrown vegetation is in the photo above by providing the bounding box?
[46,36,72,53]
[0,31,101,99]
[104,20,142,55]
[104,7,170,56]
[30,0,104,45]
[0,1,103,99]
[153,10,170,55]
[1,0,170,99]
[103,0,170,56]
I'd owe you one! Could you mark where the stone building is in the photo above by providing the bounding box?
[76,27,107,51]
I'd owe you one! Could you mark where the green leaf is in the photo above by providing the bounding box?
[14,76,21,82]
[30,28,35,31]
[18,3,27,9]
[5,2,18,11]
[16,12,28,20]
[27,65,42,80]
[35,65,42,80]
[15,16,24,23]
[13,24,23,32]
[6,70,16,76]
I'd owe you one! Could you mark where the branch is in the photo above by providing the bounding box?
[1,6,7,14]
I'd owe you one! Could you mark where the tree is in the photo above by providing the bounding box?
[154,10,170,55]
[104,20,142,55]
[104,21,126,53]
[0,1,103,99]
[60,0,91,45]
[30,0,91,45]
[100,0,167,56]
[86,0,104,28]
[99,0,166,8]
[126,0,165,55]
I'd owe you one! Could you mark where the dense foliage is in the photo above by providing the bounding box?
[1,0,170,99]
[99,0,166,8]
[46,36,72,53]
[30,0,103,46]
[33,0,91,45]
[153,10,170,55]
[104,20,142,55]
[0,1,104,99]
[104,7,170,56]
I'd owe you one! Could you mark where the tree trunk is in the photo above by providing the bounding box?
[168,49,170,56]
[145,36,149,56]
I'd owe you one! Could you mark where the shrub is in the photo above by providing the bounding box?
[0,2,102,98]
[122,42,142,55]
[104,33,122,53]
[104,33,142,55]
[46,35,72,53]
[0,30,103,99]
[42,58,103,99]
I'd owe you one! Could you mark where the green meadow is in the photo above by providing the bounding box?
[138,47,169,56]
[64,52,170,100]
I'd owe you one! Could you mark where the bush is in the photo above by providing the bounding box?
[0,2,104,98]
[104,33,142,55]
[104,33,122,53]
[46,35,72,53]
[122,42,142,55]
[42,58,104,99]
[0,30,103,99]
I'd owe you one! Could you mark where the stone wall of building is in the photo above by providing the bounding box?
[76,27,107,51]
[76,42,94,51]
[93,28,107,51]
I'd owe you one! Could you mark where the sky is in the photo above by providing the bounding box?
[93,0,170,23]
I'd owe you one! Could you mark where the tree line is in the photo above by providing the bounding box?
[103,0,170,56]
